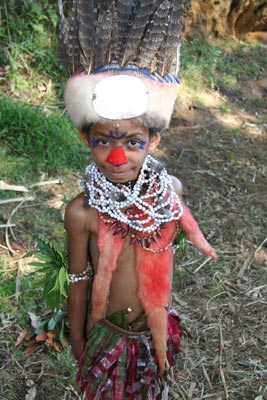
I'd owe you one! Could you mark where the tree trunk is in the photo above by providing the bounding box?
[184,0,267,38]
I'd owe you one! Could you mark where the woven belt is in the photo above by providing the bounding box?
[99,318,150,338]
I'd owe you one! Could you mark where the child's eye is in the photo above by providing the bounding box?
[98,139,109,146]
[127,139,146,150]
[91,138,110,148]
[127,140,141,149]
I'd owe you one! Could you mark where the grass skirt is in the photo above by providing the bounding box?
[76,310,182,400]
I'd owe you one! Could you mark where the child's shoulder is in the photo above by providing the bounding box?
[64,192,91,227]
[170,175,183,197]
[66,192,86,211]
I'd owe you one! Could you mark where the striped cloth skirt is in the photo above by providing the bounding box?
[76,310,182,400]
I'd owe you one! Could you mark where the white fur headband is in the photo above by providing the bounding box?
[64,71,179,131]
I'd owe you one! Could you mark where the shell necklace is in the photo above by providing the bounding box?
[81,155,183,251]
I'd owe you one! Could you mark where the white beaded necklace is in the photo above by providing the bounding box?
[81,155,183,238]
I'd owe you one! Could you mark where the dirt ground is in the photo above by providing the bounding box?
[158,80,267,400]
[1,70,267,399]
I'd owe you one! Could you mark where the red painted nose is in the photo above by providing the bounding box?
[106,146,128,166]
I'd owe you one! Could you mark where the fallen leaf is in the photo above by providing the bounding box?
[24,338,38,348]
[51,341,63,352]
[59,335,69,348]
[25,333,34,341]
[25,379,34,388]
[35,332,48,342]
[25,343,39,356]
[25,385,37,400]
[15,331,27,347]
[46,337,55,346]
[28,312,41,329]
[47,330,57,339]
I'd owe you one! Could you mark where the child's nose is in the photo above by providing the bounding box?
[106,146,128,167]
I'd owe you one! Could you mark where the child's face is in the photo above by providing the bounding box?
[80,120,160,183]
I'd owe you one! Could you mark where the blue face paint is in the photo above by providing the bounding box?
[139,140,146,149]
[109,128,127,140]
[91,138,98,148]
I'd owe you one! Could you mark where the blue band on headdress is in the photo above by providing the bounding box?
[92,61,180,84]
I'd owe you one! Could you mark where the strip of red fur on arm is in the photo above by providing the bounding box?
[179,202,217,259]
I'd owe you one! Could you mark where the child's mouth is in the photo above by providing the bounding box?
[106,169,134,182]
[109,170,128,178]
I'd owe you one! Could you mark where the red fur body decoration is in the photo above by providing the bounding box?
[90,200,216,375]
[91,218,124,323]
[134,222,176,375]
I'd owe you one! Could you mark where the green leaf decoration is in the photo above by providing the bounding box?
[48,309,67,331]
[107,309,129,329]
[34,321,49,335]
[175,228,187,255]
[59,317,66,339]
[26,237,69,313]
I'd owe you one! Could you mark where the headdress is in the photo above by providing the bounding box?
[58,0,185,130]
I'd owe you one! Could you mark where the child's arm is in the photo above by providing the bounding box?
[64,195,90,359]
[172,176,217,259]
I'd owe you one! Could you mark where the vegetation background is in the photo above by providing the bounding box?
[0,1,266,399]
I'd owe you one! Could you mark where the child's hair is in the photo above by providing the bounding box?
[80,124,161,138]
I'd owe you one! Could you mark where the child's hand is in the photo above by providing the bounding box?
[71,338,86,360]
[179,202,217,259]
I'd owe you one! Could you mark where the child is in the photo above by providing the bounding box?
[64,117,216,399]
[59,1,216,398]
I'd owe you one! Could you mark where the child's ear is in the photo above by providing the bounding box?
[148,132,161,151]
[79,130,91,147]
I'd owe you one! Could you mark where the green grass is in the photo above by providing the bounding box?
[0,256,44,319]
[0,96,90,184]
[0,2,91,184]
[0,1,64,103]
[181,38,266,103]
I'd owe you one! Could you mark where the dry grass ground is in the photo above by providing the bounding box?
[162,80,267,400]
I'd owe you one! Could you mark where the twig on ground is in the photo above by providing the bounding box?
[244,300,267,307]
[238,254,254,280]
[176,385,188,400]
[5,198,34,254]
[0,180,29,192]
[28,179,62,188]
[0,195,35,205]
[238,237,267,282]
[15,259,24,301]
[245,284,267,297]
[28,372,61,378]
[188,382,197,399]
[219,322,229,399]
[202,365,213,389]
[177,148,187,164]
[5,229,15,254]
[0,244,9,250]
[9,351,25,372]
[9,224,17,242]
[180,256,215,276]
[255,237,267,256]
[37,362,45,381]
[192,256,212,275]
